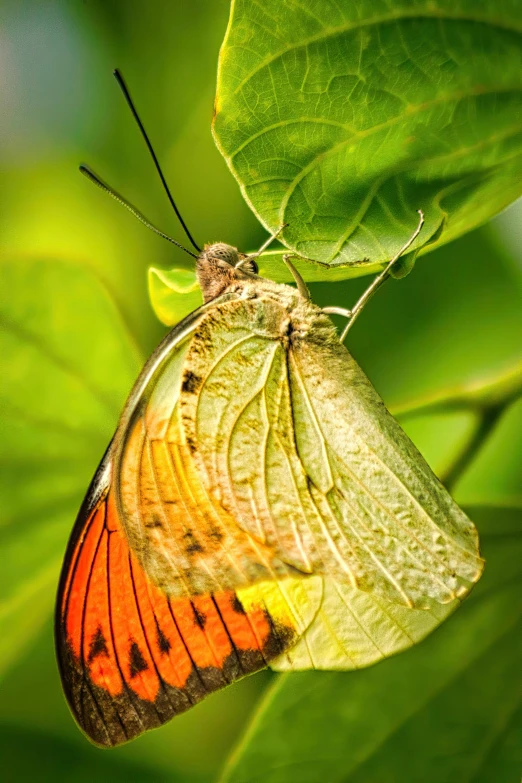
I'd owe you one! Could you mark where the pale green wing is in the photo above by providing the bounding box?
[181,294,483,610]
[288,335,483,607]
[269,577,455,671]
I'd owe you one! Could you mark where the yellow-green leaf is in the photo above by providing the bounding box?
[148,266,203,326]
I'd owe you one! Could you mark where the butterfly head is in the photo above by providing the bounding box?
[197,242,259,303]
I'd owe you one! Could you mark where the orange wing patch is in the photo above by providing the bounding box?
[56,472,296,747]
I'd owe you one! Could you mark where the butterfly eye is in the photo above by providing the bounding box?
[207,243,239,266]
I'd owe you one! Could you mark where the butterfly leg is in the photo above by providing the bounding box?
[236,223,288,268]
[282,254,310,300]
[323,210,424,341]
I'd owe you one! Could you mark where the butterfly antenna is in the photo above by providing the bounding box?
[322,210,425,341]
[79,165,198,258]
[113,68,201,253]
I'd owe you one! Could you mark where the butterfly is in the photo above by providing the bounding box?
[55,71,484,747]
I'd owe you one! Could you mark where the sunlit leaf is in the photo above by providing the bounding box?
[148,266,203,326]
[214,0,522,273]
[0,257,141,675]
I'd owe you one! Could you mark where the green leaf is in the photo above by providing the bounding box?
[259,250,385,283]
[214,0,522,273]
[148,266,203,326]
[0,257,141,676]
[454,394,522,508]
[398,409,480,480]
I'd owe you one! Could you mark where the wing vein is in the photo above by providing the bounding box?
[78,504,118,743]
[288,350,334,489]
[222,343,280,528]
[166,599,208,696]
[145,434,194,593]
[333,581,389,658]
[128,552,176,712]
[350,433,480,559]
[290,353,457,595]
[327,486,413,606]
[332,446,458,593]
[196,332,269,397]
[105,518,142,738]
[210,595,247,674]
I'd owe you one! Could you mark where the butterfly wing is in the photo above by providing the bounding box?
[179,293,484,610]
[269,576,456,671]
[115,302,301,596]
[286,330,484,606]
[56,303,316,746]
[56,456,313,746]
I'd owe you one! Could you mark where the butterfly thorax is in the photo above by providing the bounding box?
[196,242,338,349]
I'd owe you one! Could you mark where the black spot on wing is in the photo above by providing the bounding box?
[129,641,149,678]
[145,515,164,529]
[182,371,202,394]
[192,604,207,629]
[63,617,297,747]
[185,435,197,454]
[156,624,171,655]
[87,626,109,664]
[231,595,246,615]
[184,531,204,554]
[209,526,224,543]
[262,611,297,659]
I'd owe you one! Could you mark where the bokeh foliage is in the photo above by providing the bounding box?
[0,0,521,781]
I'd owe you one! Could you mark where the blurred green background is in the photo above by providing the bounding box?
[1,1,521,781]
